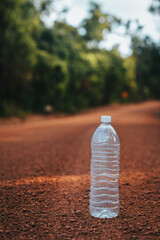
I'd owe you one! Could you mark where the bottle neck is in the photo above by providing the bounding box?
[101,122,111,125]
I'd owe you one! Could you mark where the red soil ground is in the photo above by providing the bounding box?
[0,101,160,239]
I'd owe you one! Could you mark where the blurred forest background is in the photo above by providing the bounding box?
[0,0,160,117]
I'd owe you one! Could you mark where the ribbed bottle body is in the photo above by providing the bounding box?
[90,123,120,218]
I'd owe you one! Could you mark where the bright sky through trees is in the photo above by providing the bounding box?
[43,0,159,56]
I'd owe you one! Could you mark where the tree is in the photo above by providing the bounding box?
[0,0,38,116]
[149,0,160,15]
[81,2,120,48]
[125,18,160,99]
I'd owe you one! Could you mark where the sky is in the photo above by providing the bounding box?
[43,0,159,57]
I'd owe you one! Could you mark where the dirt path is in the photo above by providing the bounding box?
[0,101,160,239]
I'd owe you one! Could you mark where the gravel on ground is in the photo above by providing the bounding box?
[0,101,160,239]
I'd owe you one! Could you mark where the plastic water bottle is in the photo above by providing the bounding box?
[90,116,120,218]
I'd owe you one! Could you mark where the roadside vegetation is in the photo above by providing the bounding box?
[0,0,159,117]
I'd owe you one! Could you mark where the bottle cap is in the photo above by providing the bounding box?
[101,116,111,123]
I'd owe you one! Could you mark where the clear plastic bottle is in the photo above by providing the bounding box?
[90,116,120,218]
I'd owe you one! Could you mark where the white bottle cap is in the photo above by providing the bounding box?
[101,116,111,123]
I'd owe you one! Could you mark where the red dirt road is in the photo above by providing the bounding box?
[0,101,160,239]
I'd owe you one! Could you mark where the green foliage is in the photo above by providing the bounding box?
[125,18,160,101]
[0,1,159,117]
[81,3,110,45]
[81,2,121,47]
[132,37,160,99]
[123,56,138,100]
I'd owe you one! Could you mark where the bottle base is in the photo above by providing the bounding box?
[90,208,119,219]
